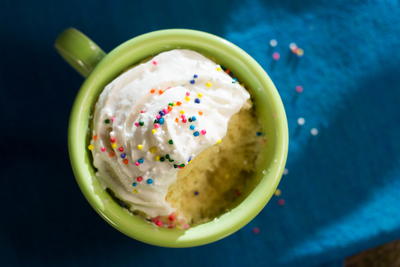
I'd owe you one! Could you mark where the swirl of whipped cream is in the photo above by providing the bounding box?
[90,49,250,218]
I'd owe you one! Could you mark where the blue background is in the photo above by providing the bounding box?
[1,0,400,266]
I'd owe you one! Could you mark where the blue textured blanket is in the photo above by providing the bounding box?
[1,0,399,266]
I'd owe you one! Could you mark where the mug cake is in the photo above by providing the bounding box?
[88,49,264,229]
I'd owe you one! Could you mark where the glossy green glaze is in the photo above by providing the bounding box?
[55,28,288,247]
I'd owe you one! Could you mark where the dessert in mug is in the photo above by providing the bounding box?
[88,49,264,228]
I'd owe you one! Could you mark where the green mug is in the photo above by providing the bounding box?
[55,28,288,247]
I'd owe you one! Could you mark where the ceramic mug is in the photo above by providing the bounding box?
[55,28,288,247]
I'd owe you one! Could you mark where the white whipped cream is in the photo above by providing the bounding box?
[90,49,250,218]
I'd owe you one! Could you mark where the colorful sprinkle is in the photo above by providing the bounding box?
[193,131,200,137]
[175,118,179,123]
[134,122,140,127]
[149,147,157,154]
[205,82,212,88]
[252,227,261,234]
[93,135,98,141]
[168,139,174,145]
[296,48,304,57]
[295,85,303,93]
[104,119,110,124]
[278,199,286,206]
[138,158,144,164]
[176,101,182,106]
[186,92,190,96]
[194,98,201,104]
[269,39,278,47]
[185,96,190,102]
[135,161,140,166]
[147,178,153,184]
[297,117,305,126]
[150,89,156,94]
[118,147,124,152]
[310,128,319,136]
[158,90,164,95]
[132,182,137,187]
[283,168,289,175]
[158,118,165,124]
[216,139,222,144]
[179,110,185,114]
[191,116,197,121]
[189,125,195,130]
[88,144,94,150]
[155,156,160,161]
[154,123,160,129]
[132,189,138,194]
[140,110,145,113]
[137,144,143,150]
[193,74,198,79]
[111,143,117,149]
[108,151,115,157]
[272,52,280,61]
[139,121,144,126]
[190,80,195,84]
[216,66,222,71]
[232,78,238,83]
[123,159,129,164]
[160,157,165,162]
[274,189,282,196]
[152,129,157,134]
[136,176,143,182]
[120,153,126,159]
[110,137,116,143]
[168,213,176,221]
[100,147,106,152]
[198,111,203,116]
[152,60,157,65]
[200,130,207,135]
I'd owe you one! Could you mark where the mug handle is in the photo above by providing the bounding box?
[54,28,106,77]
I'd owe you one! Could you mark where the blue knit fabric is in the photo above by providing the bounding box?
[1,0,400,266]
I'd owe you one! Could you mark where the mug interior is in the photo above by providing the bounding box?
[69,29,288,247]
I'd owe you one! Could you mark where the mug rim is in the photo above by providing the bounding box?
[68,29,288,247]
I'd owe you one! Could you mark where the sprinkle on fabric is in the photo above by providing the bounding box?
[154,123,160,128]
[158,90,164,95]
[272,52,280,61]
[152,60,157,65]
[252,227,261,234]
[297,117,305,126]
[110,137,116,143]
[295,85,303,93]
[176,101,182,106]
[175,118,179,123]
[135,122,140,127]
[88,144,94,150]
[274,189,282,196]
[310,128,319,136]
[158,118,165,124]
[193,74,198,79]
[197,93,203,98]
